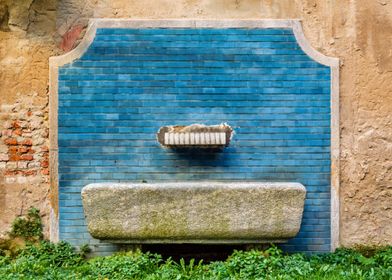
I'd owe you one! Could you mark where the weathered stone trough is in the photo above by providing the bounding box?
[81,182,306,243]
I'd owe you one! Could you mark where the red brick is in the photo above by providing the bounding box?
[20,154,33,161]
[4,170,17,176]
[4,138,18,145]
[8,146,18,153]
[9,154,21,161]
[22,170,37,176]
[21,139,32,146]
[18,147,28,153]
[40,160,49,168]
[13,129,22,136]
[12,121,20,129]
[27,111,32,117]
[41,168,49,175]
[26,148,35,154]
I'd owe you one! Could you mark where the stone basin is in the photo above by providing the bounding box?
[81,182,306,243]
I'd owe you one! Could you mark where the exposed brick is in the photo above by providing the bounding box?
[41,168,49,175]
[11,121,20,129]
[40,160,49,168]
[0,99,50,197]
[9,154,21,161]
[4,170,17,176]
[8,147,18,153]
[2,130,12,137]
[0,154,9,161]
[20,139,32,146]
[18,147,28,153]
[13,129,22,136]
[28,161,41,168]
[4,138,18,145]
[20,154,34,161]
[22,170,37,176]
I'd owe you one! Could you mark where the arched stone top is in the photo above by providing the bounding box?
[50,19,339,68]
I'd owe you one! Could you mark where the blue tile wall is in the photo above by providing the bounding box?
[58,28,331,254]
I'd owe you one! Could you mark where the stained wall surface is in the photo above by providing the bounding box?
[0,0,391,249]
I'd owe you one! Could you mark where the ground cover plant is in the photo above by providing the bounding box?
[0,241,390,279]
[0,209,391,279]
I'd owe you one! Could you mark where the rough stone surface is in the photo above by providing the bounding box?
[82,182,306,242]
[0,0,391,248]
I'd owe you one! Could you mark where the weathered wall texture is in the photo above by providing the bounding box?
[0,0,57,237]
[0,0,391,247]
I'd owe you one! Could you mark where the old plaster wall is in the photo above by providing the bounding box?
[0,0,391,247]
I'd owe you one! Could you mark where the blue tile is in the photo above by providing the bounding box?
[57,26,332,254]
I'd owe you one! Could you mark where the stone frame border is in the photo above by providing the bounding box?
[49,19,340,250]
